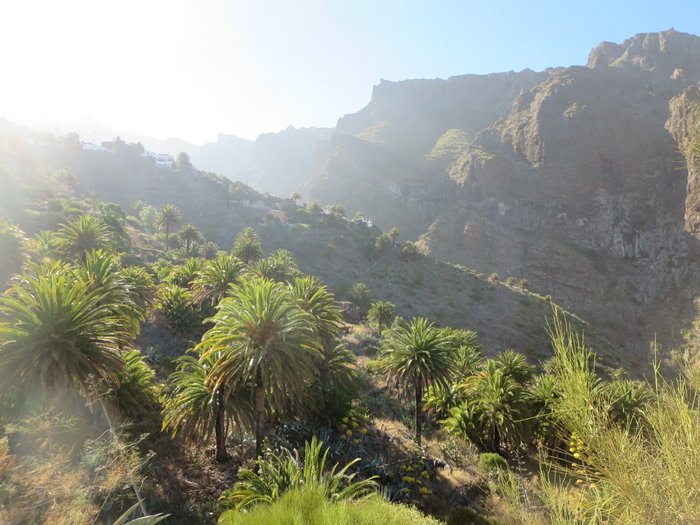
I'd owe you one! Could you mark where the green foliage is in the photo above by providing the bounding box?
[367,300,396,328]
[156,283,200,334]
[199,276,320,453]
[495,350,534,385]
[380,317,454,443]
[348,282,373,312]
[166,257,205,289]
[424,383,468,420]
[178,224,204,255]
[161,354,254,459]
[445,506,495,525]
[218,486,441,525]
[111,350,161,418]
[250,249,301,282]
[0,260,130,393]
[464,360,530,452]
[478,452,508,474]
[231,227,262,264]
[400,241,420,261]
[426,128,470,162]
[55,215,113,259]
[219,436,378,511]
[155,204,182,252]
[192,254,245,306]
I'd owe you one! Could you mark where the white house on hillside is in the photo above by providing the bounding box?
[155,153,174,167]
[81,142,110,152]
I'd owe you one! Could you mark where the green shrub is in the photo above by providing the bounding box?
[219,487,442,525]
[478,453,508,474]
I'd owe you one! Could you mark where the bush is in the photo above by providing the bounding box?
[219,487,442,525]
[400,241,420,261]
[487,273,499,283]
[478,453,508,474]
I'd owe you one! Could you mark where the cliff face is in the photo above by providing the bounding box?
[308,70,547,237]
[417,29,700,353]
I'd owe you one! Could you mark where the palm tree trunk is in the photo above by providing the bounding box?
[164,225,170,253]
[214,389,228,462]
[255,370,265,459]
[493,425,500,454]
[415,378,423,446]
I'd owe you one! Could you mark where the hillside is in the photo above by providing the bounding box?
[295,28,700,357]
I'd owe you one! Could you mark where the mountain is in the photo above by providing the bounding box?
[307,28,700,355]
[308,69,547,238]
[240,126,331,195]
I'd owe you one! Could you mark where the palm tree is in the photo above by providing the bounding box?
[75,249,144,337]
[111,350,161,417]
[156,204,182,253]
[495,349,534,384]
[55,215,112,259]
[162,354,253,461]
[178,224,203,256]
[367,300,396,329]
[249,250,301,282]
[465,360,530,453]
[200,277,319,457]
[379,317,454,445]
[0,261,129,395]
[219,436,377,511]
[191,254,245,307]
[231,227,262,264]
[167,257,206,289]
[289,276,353,417]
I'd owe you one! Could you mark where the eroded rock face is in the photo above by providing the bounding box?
[420,29,700,354]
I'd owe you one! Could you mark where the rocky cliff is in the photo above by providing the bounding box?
[415,29,700,354]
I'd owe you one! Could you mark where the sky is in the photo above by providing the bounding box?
[0,0,698,144]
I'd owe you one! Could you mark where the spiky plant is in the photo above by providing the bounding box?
[162,354,254,461]
[0,261,129,395]
[200,276,319,457]
[54,215,112,259]
[191,254,245,307]
[155,203,182,252]
[178,224,203,256]
[379,317,454,445]
[219,436,377,510]
[231,227,262,264]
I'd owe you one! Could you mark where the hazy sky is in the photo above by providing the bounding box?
[1,0,698,144]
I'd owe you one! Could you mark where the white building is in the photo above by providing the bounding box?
[155,153,174,167]
[81,142,110,152]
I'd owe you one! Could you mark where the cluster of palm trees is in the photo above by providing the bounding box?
[380,317,651,455]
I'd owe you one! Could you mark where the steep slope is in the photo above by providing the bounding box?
[241,126,331,195]
[308,70,547,237]
[418,29,700,354]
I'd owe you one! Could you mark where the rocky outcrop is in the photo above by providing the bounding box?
[308,70,547,237]
[419,29,700,354]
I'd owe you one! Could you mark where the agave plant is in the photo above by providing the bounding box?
[219,436,378,510]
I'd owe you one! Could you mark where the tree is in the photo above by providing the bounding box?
[200,277,320,457]
[387,227,400,247]
[192,254,245,307]
[175,152,193,171]
[464,360,530,453]
[155,204,182,253]
[0,261,130,395]
[55,215,112,259]
[178,224,203,256]
[307,200,323,216]
[495,350,534,385]
[379,318,454,445]
[348,283,373,313]
[250,249,301,282]
[162,354,253,461]
[367,300,396,329]
[231,227,262,264]
[167,257,206,288]
[289,276,354,417]
[290,192,301,205]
